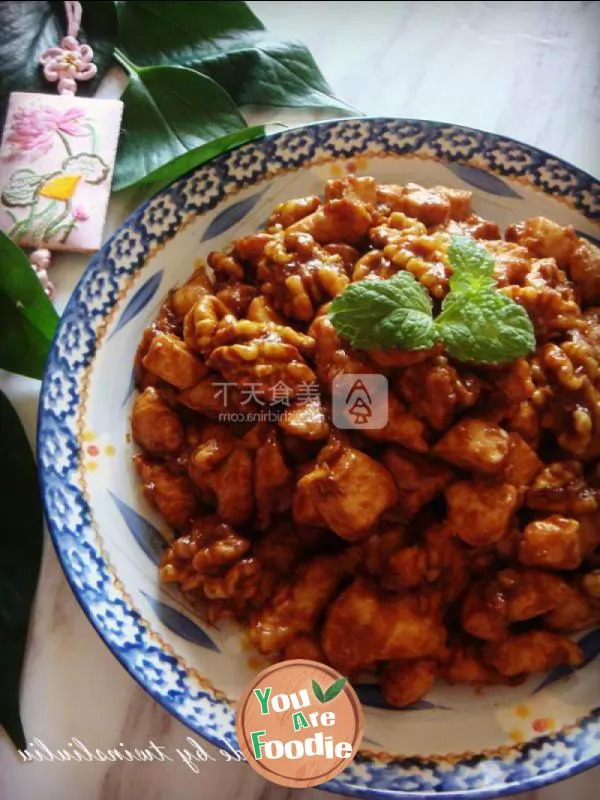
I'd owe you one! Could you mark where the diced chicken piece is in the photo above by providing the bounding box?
[422,524,470,602]
[581,570,600,599]
[375,184,410,212]
[432,185,472,221]
[284,634,326,663]
[569,236,600,305]
[505,217,578,268]
[443,215,501,240]
[505,400,540,447]
[526,461,598,515]
[132,387,184,455]
[322,579,447,673]
[400,183,451,227]
[544,583,599,632]
[210,446,254,526]
[381,658,438,708]
[188,429,234,492]
[432,419,510,474]
[446,480,519,545]
[325,175,377,205]
[187,424,254,526]
[278,395,330,441]
[142,331,207,390]
[483,631,582,677]
[386,545,429,589]
[502,433,543,488]
[249,554,354,654]
[519,515,582,569]
[460,569,569,641]
[358,393,429,453]
[361,527,408,577]
[288,197,372,246]
[254,429,293,529]
[499,568,569,622]
[443,640,506,685]
[134,454,197,529]
[494,358,536,404]
[169,265,213,318]
[369,344,442,370]
[382,447,454,520]
[384,523,469,602]
[291,461,325,527]
[296,444,398,541]
[578,512,600,557]
[396,359,481,431]
[178,374,242,417]
[461,580,509,642]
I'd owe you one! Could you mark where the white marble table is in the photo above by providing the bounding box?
[1,2,599,798]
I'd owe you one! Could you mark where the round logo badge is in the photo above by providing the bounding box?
[236,659,364,788]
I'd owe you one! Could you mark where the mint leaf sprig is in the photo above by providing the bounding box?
[328,235,536,365]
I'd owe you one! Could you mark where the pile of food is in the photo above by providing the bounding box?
[131,175,600,708]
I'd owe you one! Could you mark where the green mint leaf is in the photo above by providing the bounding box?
[436,290,536,364]
[328,272,437,351]
[312,679,325,703]
[323,677,348,702]
[447,235,495,292]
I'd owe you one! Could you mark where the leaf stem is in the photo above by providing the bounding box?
[114,47,139,77]
[43,201,72,242]
[56,130,73,157]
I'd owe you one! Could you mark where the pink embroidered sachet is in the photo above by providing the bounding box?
[0,92,122,253]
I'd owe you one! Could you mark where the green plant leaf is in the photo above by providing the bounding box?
[0,390,44,750]
[0,0,116,102]
[328,272,437,351]
[0,231,59,379]
[132,125,269,195]
[447,235,495,292]
[437,289,536,364]
[323,677,348,702]
[311,679,325,703]
[116,1,355,114]
[112,62,248,191]
[117,0,264,59]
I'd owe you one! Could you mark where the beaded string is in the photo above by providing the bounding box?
[29,0,98,296]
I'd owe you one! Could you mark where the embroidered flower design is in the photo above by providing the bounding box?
[40,35,97,96]
[1,105,89,162]
[73,204,89,222]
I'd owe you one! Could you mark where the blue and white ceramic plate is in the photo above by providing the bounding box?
[38,119,600,798]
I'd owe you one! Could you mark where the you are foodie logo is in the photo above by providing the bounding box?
[236,660,364,788]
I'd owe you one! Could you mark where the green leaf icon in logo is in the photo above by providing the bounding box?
[312,677,347,703]
[312,679,325,703]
